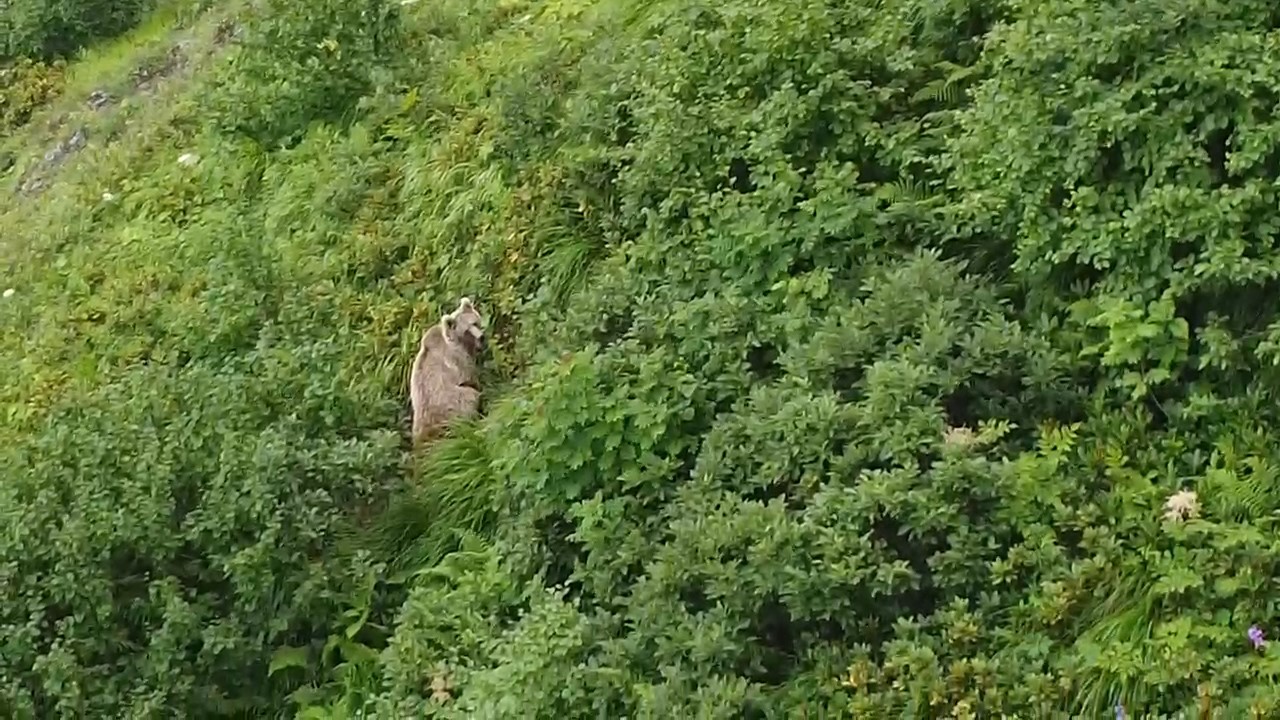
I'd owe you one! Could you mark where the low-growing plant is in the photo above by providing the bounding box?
[340,418,501,579]
[2,0,154,60]
[8,0,1280,715]
[204,0,402,147]
[0,57,64,131]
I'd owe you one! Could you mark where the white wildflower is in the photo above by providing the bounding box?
[177,152,199,166]
[1163,489,1200,522]
[942,425,977,449]
[2,288,14,299]
[102,191,116,202]
[429,672,452,703]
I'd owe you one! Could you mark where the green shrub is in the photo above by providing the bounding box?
[0,362,403,717]
[205,0,402,147]
[8,0,1280,715]
[2,0,153,60]
[373,248,1089,716]
[0,131,412,715]
[360,0,1280,715]
[0,57,64,131]
[946,0,1280,400]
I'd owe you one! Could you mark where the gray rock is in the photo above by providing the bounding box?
[19,127,89,195]
[87,90,113,110]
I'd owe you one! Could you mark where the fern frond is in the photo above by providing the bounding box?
[910,61,982,106]
[1200,456,1280,522]
[874,178,928,206]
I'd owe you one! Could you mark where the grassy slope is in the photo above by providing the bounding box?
[0,0,634,713]
[7,0,1280,717]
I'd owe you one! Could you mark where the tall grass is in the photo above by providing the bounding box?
[341,418,500,578]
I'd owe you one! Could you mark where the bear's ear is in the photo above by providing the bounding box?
[457,297,473,311]
[440,313,456,336]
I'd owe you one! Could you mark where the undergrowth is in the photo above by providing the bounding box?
[5,0,1280,717]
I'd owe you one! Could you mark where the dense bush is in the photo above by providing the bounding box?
[0,139,412,715]
[362,0,1280,716]
[946,0,1280,402]
[2,0,153,60]
[0,57,64,131]
[205,0,402,147]
[6,0,1280,716]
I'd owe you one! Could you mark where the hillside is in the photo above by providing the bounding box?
[5,0,1280,717]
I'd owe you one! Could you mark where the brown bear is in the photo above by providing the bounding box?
[408,297,486,445]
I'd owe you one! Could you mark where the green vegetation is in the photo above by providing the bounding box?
[4,0,1280,716]
[2,0,158,60]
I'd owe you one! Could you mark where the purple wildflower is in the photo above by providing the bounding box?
[1249,625,1266,649]
[1115,702,1127,720]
